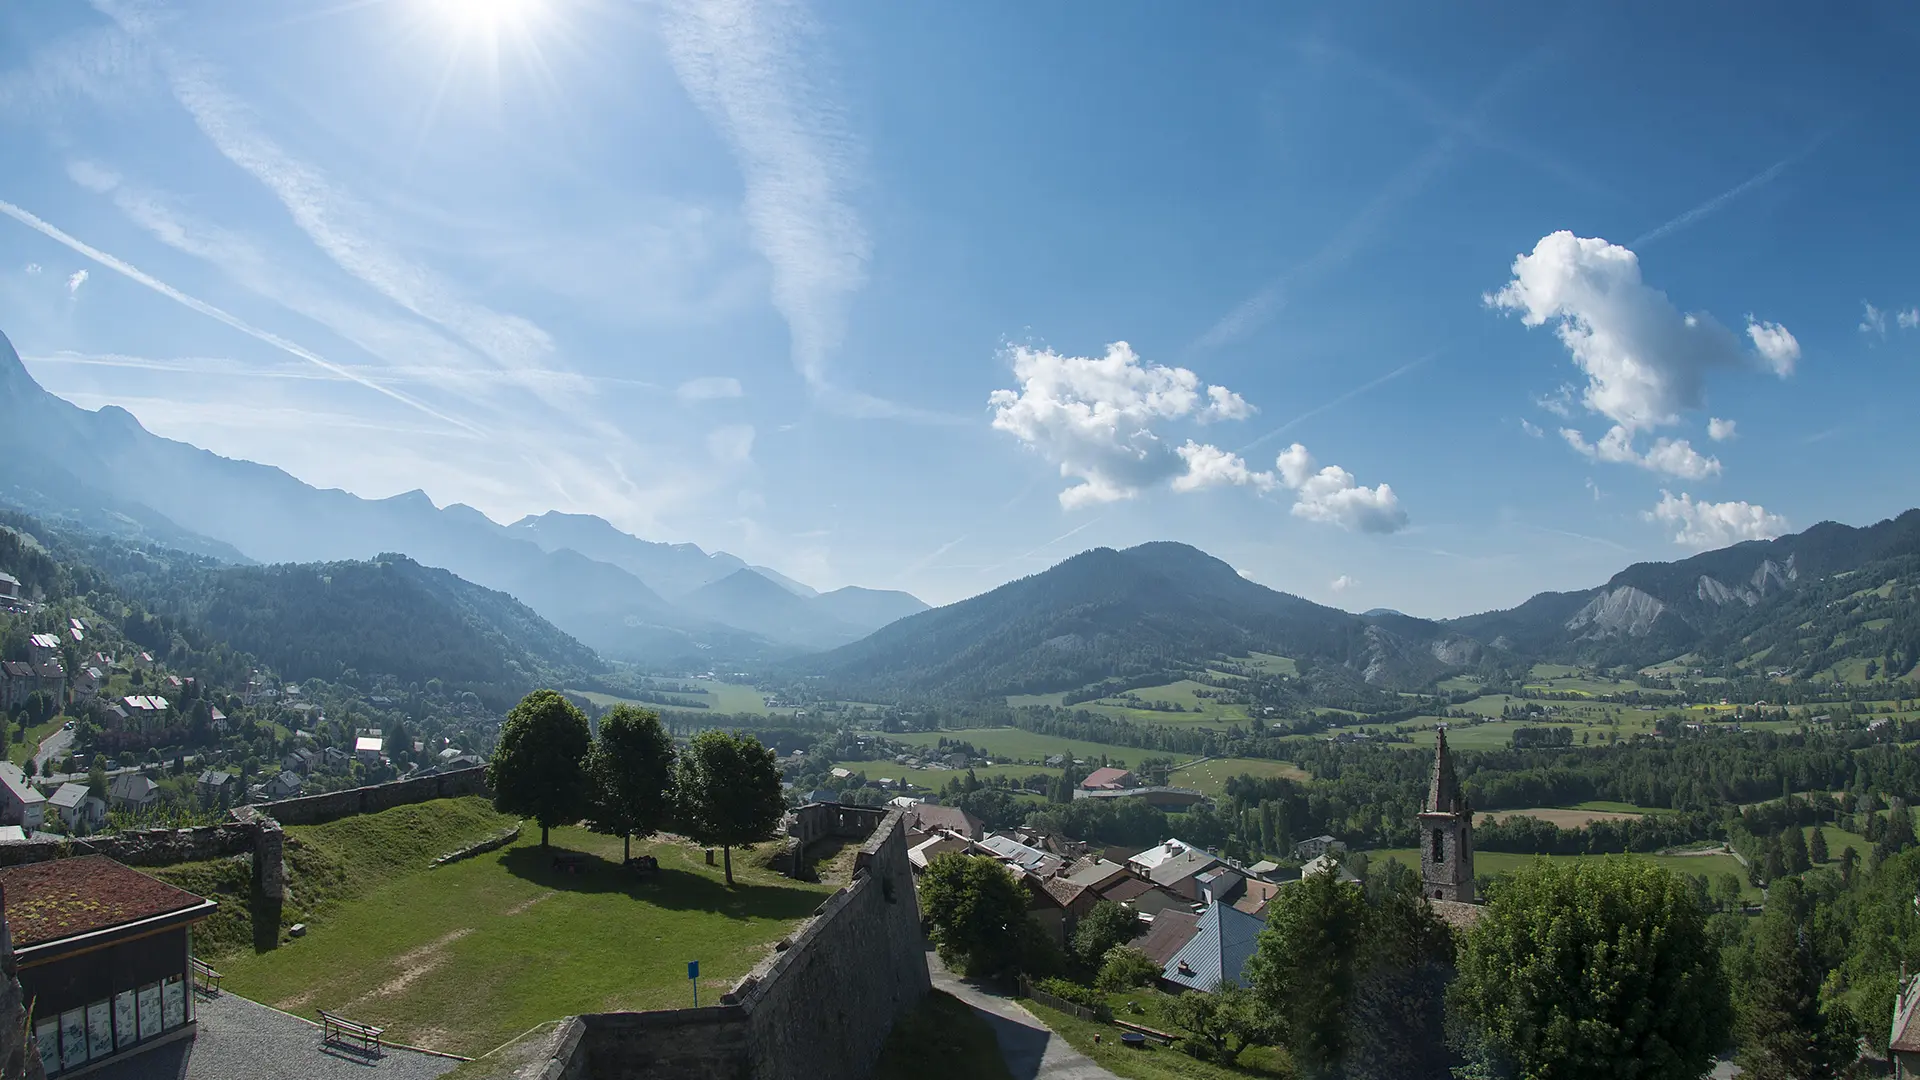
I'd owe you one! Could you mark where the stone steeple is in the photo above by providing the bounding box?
[1419,728,1474,903]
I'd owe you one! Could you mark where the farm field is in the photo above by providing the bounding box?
[1573,800,1675,815]
[203,799,833,1058]
[828,760,1057,789]
[888,728,1150,767]
[1364,848,1759,900]
[1477,807,1644,828]
[572,681,783,717]
[1171,757,1311,796]
[1801,824,1868,863]
[1235,652,1299,675]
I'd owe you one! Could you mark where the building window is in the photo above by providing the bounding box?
[1431,828,1445,863]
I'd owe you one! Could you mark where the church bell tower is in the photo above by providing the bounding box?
[1420,728,1474,902]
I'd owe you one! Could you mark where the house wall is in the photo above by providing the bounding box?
[532,808,930,1080]
[253,766,488,826]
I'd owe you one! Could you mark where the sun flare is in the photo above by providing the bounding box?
[424,0,546,37]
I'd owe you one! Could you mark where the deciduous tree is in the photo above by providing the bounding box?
[675,729,785,886]
[487,690,591,848]
[1070,900,1139,971]
[583,705,675,863]
[1447,859,1732,1080]
[1244,861,1366,1076]
[920,852,1029,976]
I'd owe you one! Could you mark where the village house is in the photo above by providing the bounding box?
[281,747,320,774]
[354,735,385,765]
[49,783,106,834]
[1291,834,1347,861]
[1079,766,1137,791]
[903,802,985,842]
[1162,900,1266,992]
[0,570,21,603]
[0,661,35,712]
[0,763,46,831]
[73,666,103,699]
[258,771,303,799]
[107,774,161,816]
[195,770,238,803]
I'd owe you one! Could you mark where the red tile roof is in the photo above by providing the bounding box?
[1081,767,1134,790]
[0,856,212,948]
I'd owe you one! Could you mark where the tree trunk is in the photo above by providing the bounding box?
[541,823,550,849]
[723,845,733,886]
[623,833,631,864]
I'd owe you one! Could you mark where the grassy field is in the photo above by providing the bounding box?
[889,728,1150,767]
[1803,824,1868,863]
[205,800,835,1058]
[572,681,782,717]
[831,760,1059,789]
[1364,848,1759,900]
[1237,652,1298,675]
[1171,757,1310,796]
[1574,800,1676,815]
[8,714,63,766]
[1476,807,1645,828]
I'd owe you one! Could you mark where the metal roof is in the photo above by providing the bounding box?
[1161,900,1266,992]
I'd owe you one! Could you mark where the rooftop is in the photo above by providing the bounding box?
[0,856,212,948]
[1162,900,1266,991]
[1136,908,1202,967]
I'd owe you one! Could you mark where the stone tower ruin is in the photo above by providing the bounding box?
[1420,727,1474,902]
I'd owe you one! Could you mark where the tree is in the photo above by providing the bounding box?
[1783,827,1811,875]
[1095,946,1162,992]
[674,729,785,886]
[1166,981,1266,1063]
[1732,907,1856,1080]
[1714,873,1744,912]
[583,705,675,863]
[1839,846,1859,886]
[486,690,591,848]
[1070,900,1139,970]
[920,852,1030,976]
[1448,859,1732,1080]
[1244,861,1366,1076]
[86,764,107,801]
[1808,827,1828,864]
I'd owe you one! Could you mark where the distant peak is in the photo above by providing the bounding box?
[381,489,437,508]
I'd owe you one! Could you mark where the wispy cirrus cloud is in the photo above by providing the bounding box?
[65,269,89,295]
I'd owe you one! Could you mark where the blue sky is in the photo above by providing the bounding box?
[3,1,1918,615]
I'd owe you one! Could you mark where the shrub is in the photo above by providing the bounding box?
[1095,945,1162,992]
[1035,977,1102,1008]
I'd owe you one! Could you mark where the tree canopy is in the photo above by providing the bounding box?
[1447,858,1732,1080]
[919,852,1030,976]
[487,689,592,847]
[583,704,676,863]
[674,729,786,885]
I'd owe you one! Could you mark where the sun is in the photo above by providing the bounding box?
[424,0,547,38]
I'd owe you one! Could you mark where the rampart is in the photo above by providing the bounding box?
[534,807,930,1080]
[254,765,489,826]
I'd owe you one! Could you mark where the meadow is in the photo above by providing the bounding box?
[571,680,783,717]
[1171,757,1311,796]
[195,798,835,1058]
[888,727,1151,767]
[1363,847,1759,900]
[829,760,1059,789]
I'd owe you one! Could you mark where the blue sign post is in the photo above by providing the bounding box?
[688,960,700,1007]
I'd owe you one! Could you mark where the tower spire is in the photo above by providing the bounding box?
[1420,725,1475,902]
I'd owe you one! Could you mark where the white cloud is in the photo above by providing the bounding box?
[1488,232,1793,433]
[1645,490,1788,548]
[23,263,41,275]
[1744,319,1799,376]
[1275,443,1408,533]
[1560,425,1720,479]
[1901,308,1920,331]
[706,424,755,465]
[988,341,1254,508]
[1584,477,1602,501]
[1330,574,1356,592]
[1172,441,1275,493]
[1534,385,1574,417]
[1520,419,1543,438]
[66,269,88,295]
[1708,417,1737,441]
[677,376,744,402]
[1860,302,1887,337]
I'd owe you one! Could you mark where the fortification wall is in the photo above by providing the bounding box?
[537,808,929,1080]
[0,824,257,869]
[254,766,488,826]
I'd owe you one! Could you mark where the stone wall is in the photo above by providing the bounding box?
[534,808,930,1080]
[254,766,488,826]
[0,824,258,869]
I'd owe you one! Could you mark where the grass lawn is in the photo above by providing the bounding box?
[8,715,63,766]
[1235,653,1298,676]
[832,760,1058,789]
[890,728,1151,768]
[1022,998,1291,1079]
[1364,848,1759,901]
[573,681,783,717]
[871,990,1013,1080]
[1476,807,1645,828]
[1171,757,1310,796]
[1573,800,1675,815]
[1803,824,1868,864]
[204,801,836,1058]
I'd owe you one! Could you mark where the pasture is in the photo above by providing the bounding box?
[1171,757,1311,796]
[1364,848,1759,901]
[829,760,1057,789]
[1476,807,1644,829]
[201,798,834,1058]
[572,681,782,717]
[888,727,1151,767]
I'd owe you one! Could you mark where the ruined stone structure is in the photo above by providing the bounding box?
[784,802,887,877]
[1419,728,1474,903]
[254,765,488,826]
[532,807,929,1080]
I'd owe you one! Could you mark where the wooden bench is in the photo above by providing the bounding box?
[627,854,660,877]
[551,852,589,875]
[1112,1018,1176,1046]
[318,1009,384,1053]
[190,957,223,995]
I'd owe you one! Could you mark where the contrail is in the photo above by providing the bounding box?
[1631,133,1828,247]
[0,197,484,437]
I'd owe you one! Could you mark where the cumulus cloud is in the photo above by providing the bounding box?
[1901,308,1920,331]
[1560,425,1721,480]
[1744,320,1799,375]
[1645,490,1788,548]
[1534,385,1574,417]
[1861,302,1887,338]
[1488,231,1793,435]
[677,376,744,402]
[66,268,88,295]
[1276,443,1408,533]
[1172,441,1275,493]
[1708,417,1737,441]
[23,263,41,275]
[1330,574,1356,592]
[1520,419,1543,438]
[988,341,1254,508]
[706,424,755,465]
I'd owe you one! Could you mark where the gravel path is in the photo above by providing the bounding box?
[78,990,463,1080]
[927,950,1118,1080]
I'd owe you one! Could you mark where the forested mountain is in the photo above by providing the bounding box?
[801,542,1479,698]
[1451,510,1920,676]
[0,508,605,708]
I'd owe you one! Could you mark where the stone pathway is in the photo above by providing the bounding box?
[79,990,463,1080]
[927,951,1118,1080]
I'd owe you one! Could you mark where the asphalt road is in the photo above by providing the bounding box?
[926,950,1117,1080]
